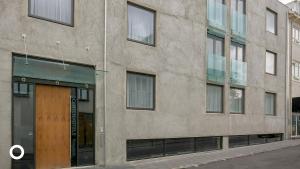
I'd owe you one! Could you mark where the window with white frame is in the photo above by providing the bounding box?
[293,26,300,43]
[29,0,74,26]
[292,61,300,80]
[266,51,276,75]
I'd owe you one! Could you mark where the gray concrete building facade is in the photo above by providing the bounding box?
[0,0,294,169]
[287,0,300,139]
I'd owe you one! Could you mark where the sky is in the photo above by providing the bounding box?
[279,0,294,4]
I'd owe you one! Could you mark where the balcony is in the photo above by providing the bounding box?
[230,59,247,86]
[207,54,226,83]
[207,0,227,32]
[231,10,246,39]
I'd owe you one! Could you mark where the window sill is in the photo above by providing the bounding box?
[127,107,155,111]
[28,15,74,27]
[230,112,245,115]
[265,73,277,76]
[266,30,278,36]
[265,114,277,117]
[127,38,155,47]
[206,111,224,114]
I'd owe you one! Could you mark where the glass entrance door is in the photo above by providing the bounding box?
[292,114,300,137]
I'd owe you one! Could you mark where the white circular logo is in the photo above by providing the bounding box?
[9,145,24,160]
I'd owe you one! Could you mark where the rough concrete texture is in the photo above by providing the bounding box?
[0,0,292,168]
[104,0,289,165]
[0,0,105,168]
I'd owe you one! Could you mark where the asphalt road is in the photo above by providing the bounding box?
[194,145,300,169]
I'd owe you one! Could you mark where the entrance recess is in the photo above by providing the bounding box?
[12,55,98,169]
[35,85,71,169]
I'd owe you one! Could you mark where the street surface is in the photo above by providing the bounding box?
[194,145,300,169]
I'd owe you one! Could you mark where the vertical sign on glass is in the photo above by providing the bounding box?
[71,88,78,166]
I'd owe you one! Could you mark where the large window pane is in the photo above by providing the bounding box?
[77,89,94,166]
[128,3,155,45]
[293,61,300,80]
[231,0,245,13]
[231,43,245,61]
[13,84,34,169]
[165,138,195,156]
[229,135,249,148]
[127,72,155,110]
[266,9,277,34]
[266,51,276,75]
[249,135,267,145]
[127,140,164,161]
[206,84,223,113]
[195,137,222,152]
[127,136,222,161]
[265,92,276,116]
[207,35,224,56]
[230,88,244,114]
[29,0,73,25]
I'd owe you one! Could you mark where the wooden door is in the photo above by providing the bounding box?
[35,85,71,169]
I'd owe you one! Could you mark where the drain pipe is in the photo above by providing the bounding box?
[103,0,107,166]
[286,12,292,140]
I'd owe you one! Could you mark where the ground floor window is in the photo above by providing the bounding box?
[229,134,283,148]
[206,84,223,113]
[127,136,222,161]
[230,88,244,114]
[127,72,155,110]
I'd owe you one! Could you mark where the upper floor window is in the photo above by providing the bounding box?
[230,42,245,61]
[207,0,227,31]
[292,61,300,80]
[265,92,276,116]
[207,35,224,56]
[266,8,277,34]
[29,0,74,26]
[127,72,155,110]
[231,0,245,14]
[231,0,246,38]
[265,51,276,75]
[127,3,155,46]
[293,26,300,43]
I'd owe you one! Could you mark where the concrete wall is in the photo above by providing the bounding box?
[0,0,105,168]
[104,0,289,165]
[0,0,290,168]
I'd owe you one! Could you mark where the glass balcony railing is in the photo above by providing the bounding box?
[231,10,246,38]
[207,0,227,31]
[230,59,247,86]
[207,54,226,83]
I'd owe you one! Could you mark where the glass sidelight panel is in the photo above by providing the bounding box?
[297,116,300,136]
[12,84,34,169]
[77,89,95,166]
[292,115,297,136]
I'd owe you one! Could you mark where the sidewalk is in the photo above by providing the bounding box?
[87,139,300,169]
